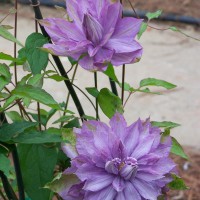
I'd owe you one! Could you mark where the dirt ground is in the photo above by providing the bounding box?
[124,0,200,18]
[0,1,200,199]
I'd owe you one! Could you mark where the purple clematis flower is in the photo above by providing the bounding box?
[41,0,143,71]
[60,113,176,200]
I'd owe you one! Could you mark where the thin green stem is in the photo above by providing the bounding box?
[63,63,78,115]
[94,72,99,120]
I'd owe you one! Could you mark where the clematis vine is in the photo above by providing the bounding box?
[41,0,143,71]
[60,113,176,200]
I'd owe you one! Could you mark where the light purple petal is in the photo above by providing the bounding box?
[83,174,113,191]
[112,177,125,192]
[112,17,143,39]
[133,178,161,200]
[83,13,103,45]
[85,186,117,200]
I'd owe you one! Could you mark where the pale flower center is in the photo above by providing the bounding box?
[105,157,138,180]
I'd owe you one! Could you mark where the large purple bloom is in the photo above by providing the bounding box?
[41,0,143,71]
[60,113,176,200]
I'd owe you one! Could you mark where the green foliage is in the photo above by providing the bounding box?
[104,64,119,83]
[44,173,79,194]
[12,128,63,144]
[0,121,37,142]
[97,88,123,118]
[151,121,180,129]
[20,33,49,74]
[27,74,44,88]
[137,22,148,39]
[168,174,189,190]
[53,115,75,124]
[0,25,23,47]
[6,111,23,122]
[0,63,11,91]
[146,10,162,20]
[12,85,61,110]
[86,87,99,98]
[18,144,58,200]
[0,154,12,176]
[171,137,188,159]
[140,78,176,90]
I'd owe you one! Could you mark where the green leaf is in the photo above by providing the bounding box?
[0,52,19,62]
[168,174,189,190]
[27,74,43,88]
[13,128,63,144]
[5,111,23,122]
[86,87,99,98]
[140,78,176,90]
[137,88,161,95]
[104,63,119,83]
[82,114,96,120]
[18,144,58,200]
[146,10,162,20]
[44,173,79,194]
[47,74,67,82]
[171,137,188,159]
[63,117,80,128]
[97,88,123,118]
[68,57,77,66]
[119,82,134,92]
[25,33,49,74]
[0,25,23,47]
[151,121,180,129]
[0,121,37,142]
[0,63,11,79]
[62,128,76,145]
[137,22,148,39]
[12,85,61,110]
[53,115,75,124]
[0,154,12,176]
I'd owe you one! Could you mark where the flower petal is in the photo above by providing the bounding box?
[133,178,161,200]
[83,174,113,191]
[83,13,103,45]
[112,177,125,192]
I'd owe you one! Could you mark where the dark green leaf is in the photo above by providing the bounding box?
[171,137,188,159]
[53,115,75,124]
[0,154,12,176]
[137,88,161,95]
[140,78,176,89]
[151,121,180,129]
[0,121,37,142]
[27,74,43,88]
[97,88,123,118]
[82,115,96,120]
[0,63,11,80]
[168,174,189,190]
[137,22,148,39]
[25,33,49,74]
[0,25,23,47]
[13,128,63,144]
[63,117,80,128]
[146,10,162,20]
[12,85,61,110]
[86,87,99,98]
[104,63,119,83]
[47,74,67,82]
[18,144,57,200]
[5,111,23,122]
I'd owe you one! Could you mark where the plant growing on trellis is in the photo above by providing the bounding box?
[0,0,190,199]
